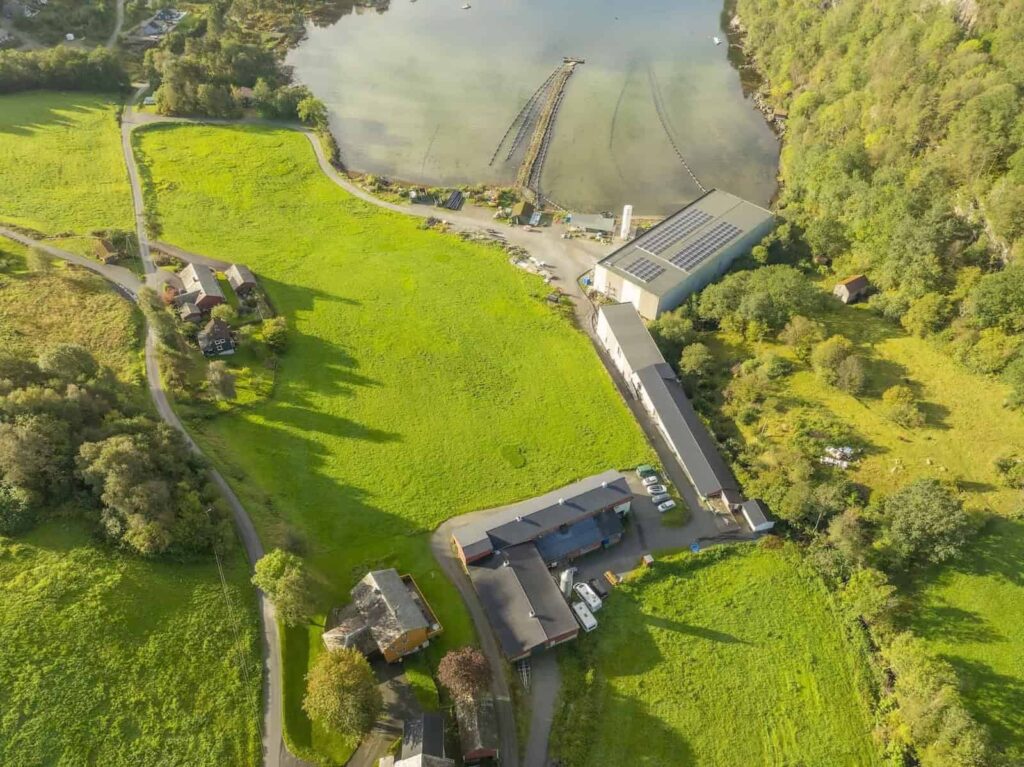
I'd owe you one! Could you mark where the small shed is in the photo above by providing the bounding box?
[396,713,454,767]
[571,213,616,236]
[197,318,235,356]
[455,694,499,765]
[179,302,202,323]
[833,275,871,304]
[226,264,257,297]
[510,201,534,225]
[94,239,119,264]
[740,499,775,533]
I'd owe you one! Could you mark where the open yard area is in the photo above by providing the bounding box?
[0,92,131,236]
[0,521,261,766]
[551,542,880,766]
[133,123,651,762]
[905,517,1024,760]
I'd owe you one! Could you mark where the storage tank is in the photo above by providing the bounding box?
[620,204,633,240]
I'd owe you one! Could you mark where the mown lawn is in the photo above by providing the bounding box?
[133,123,652,762]
[0,91,132,235]
[551,543,881,766]
[0,265,143,381]
[905,517,1024,760]
[0,521,262,767]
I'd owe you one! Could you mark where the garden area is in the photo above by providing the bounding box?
[551,542,881,766]
[132,122,652,763]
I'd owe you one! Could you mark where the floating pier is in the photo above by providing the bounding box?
[489,58,584,206]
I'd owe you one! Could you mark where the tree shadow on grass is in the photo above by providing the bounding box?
[910,601,1003,645]
[0,102,104,137]
[940,656,1024,753]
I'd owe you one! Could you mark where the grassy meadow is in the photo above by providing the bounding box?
[0,92,131,235]
[133,123,652,761]
[551,542,880,766]
[702,288,1024,753]
[905,517,1024,758]
[0,521,261,767]
[0,266,143,380]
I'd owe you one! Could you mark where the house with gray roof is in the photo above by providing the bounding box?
[597,303,742,504]
[593,189,774,319]
[226,264,258,296]
[322,569,442,663]
[178,263,225,310]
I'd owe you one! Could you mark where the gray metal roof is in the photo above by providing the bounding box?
[599,303,665,372]
[634,364,738,497]
[180,263,225,301]
[455,695,499,757]
[226,263,256,289]
[402,713,447,760]
[469,543,578,659]
[571,213,615,233]
[452,470,631,555]
[741,499,771,526]
[597,190,773,297]
[363,570,430,635]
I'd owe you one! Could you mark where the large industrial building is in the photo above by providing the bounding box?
[597,303,751,510]
[453,470,633,660]
[593,190,774,320]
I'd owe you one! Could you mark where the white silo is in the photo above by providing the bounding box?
[620,204,633,240]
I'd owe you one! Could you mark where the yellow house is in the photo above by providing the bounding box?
[323,569,442,663]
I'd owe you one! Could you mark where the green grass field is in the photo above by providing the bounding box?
[0,267,143,381]
[0,521,261,766]
[708,298,1024,516]
[0,92,132,235]
[552,543,880,766]
[905,517,1024,759]
[133,123,652,762]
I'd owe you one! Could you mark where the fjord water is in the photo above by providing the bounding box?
[287,0,779,215]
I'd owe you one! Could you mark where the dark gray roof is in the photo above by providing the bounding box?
[534,509,623,565]
[635,364,738,497]
[741,499,771,526]
[597,190,773,297]
[599,303,666,372]
[455,695,499,758]
[402,713,446,759]
[180,263,224,301]
[226,264,256,289]
[572,213,616,233]
[453,470,631,555]
[198,318,232,345]
[469,543,577,659]
[361,569,429,635]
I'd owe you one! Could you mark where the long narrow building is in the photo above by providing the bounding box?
[596,303,744,508]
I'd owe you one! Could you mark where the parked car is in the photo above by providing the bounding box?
[588,578,609,599]
[635,464,657,479]
[646,484,667,495]
[658,500,677,513]
[651,493,670,504]
[641,474,661,487]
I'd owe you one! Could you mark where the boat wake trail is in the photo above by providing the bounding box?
[647,64,707,193]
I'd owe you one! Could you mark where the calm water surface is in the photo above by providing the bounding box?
[287,0,778,215]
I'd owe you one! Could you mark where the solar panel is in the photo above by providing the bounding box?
[636,208,713,255]
[667,222,742,271]
[621,257,666,283]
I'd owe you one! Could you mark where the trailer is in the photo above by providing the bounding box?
[572,601,597,632]
[573,582,602,612]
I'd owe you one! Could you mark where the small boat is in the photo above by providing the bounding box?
[713,36,722,45]
[462,2,471,7]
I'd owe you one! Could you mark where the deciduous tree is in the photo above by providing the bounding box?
[437,646,491,700]
[252,548,315,626]
[303,648,382,736]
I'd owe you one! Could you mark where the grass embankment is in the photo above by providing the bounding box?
[0,521,262,766]
[704,290,1024,753]
[133,123,652,762]
[552,543,881,766]
[0,92,131,235]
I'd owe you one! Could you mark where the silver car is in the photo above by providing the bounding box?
[641,474,661,487]
[651,493,670,504]
[658,500,677,513]
[646,484,667,495]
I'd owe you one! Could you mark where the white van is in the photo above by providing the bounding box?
[572,601,598,632]
[573,582,602,612]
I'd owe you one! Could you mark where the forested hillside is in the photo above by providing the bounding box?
[736,0,1024,392]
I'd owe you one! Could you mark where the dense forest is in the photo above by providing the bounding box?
[735,0,1024,389]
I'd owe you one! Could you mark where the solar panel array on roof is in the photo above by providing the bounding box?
[621,257,665,283]
[668,222,742,271]
[636,208,713,256]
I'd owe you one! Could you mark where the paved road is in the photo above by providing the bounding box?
[0,227,142,294]
[119,91,303,767]
[152,239,232,270]
[106,0,124,48]
[430,522,520,767]
[524,653,560,767]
